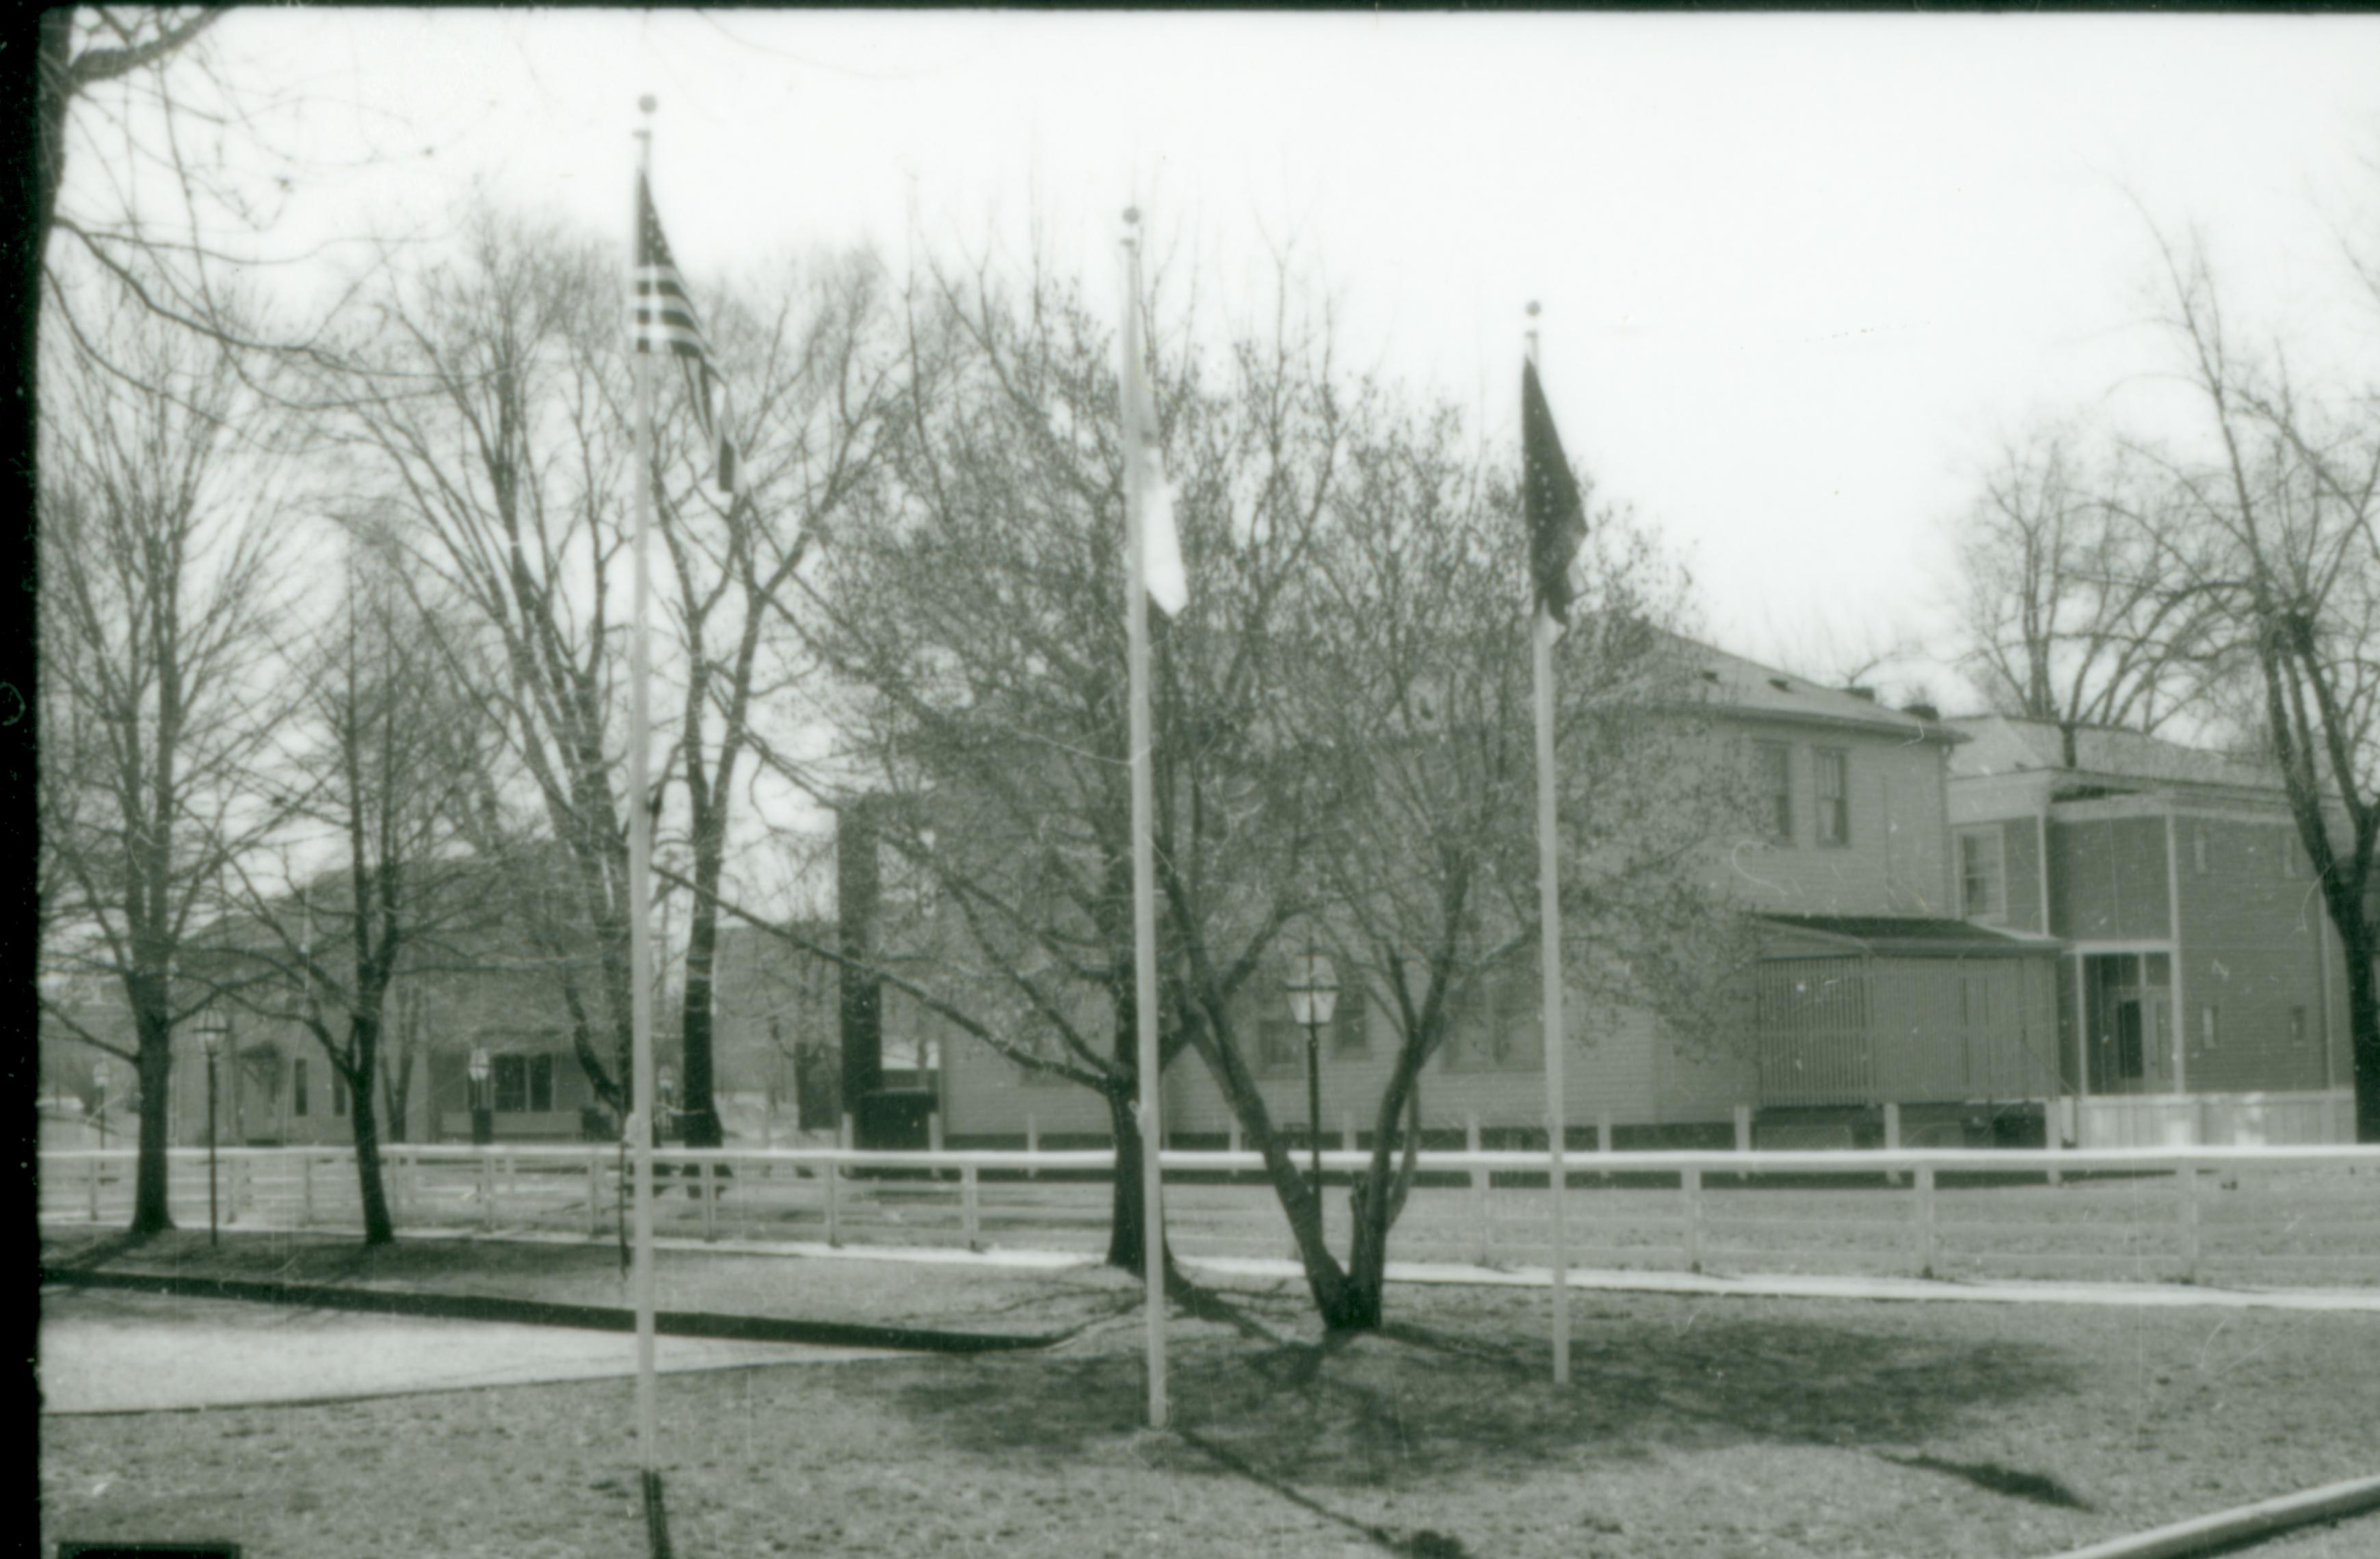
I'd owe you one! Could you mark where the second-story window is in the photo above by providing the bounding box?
[1814,748,1849,847]
[1754,741,1793,841]
[1958,828,2005,920]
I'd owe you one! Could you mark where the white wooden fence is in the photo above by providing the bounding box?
[38,1143,2380,1288]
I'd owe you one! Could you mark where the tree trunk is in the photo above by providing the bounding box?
[2343,918,2380,1145]
[1184,1015,1363,1324]
[347,1013,396,1246]
[349,1074,396,1247]
[677,851,725,1149]
[130,1013,176,1235]
[1102,1085,1158,1275]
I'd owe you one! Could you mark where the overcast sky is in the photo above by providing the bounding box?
[160,10,2380,706]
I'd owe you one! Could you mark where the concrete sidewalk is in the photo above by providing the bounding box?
[107,1214,2378,1314]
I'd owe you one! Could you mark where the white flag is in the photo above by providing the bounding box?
[1141,444,1188,616]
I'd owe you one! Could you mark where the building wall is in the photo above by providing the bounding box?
[2050,814,2173,941]
[1704,725,1957,919]
[2172,814,2342,1095]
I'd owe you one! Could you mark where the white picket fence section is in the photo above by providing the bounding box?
[38,1143,2380,1288]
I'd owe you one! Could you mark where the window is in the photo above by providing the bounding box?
[293,1058,309,1117]
[1330,989,1369,1059]
[1444,972,1542,1072]
[1754,742,1793,841]
[1814,749,1849,847]
[493,1054,554,1112]
[1254,1017,1304,1077]
[1958,829,2005,921]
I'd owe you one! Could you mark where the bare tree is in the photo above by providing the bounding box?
[37,293,287,1233]
[649,252,904,1148]
[2145,225,2380,1143]
[786,250,1345,1281]
[214,542,503,1243]
[327,212,649,1119]
[1953,421,2219,758]
[1262,411,1749,1329]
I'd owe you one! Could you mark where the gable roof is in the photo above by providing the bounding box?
[1661,632,1960,744]
[1946,715,2285,795]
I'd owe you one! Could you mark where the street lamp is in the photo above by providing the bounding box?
[468,1047,493,1147]
[93,1060,109,1153]
[198,1017,228,1247]
[1284,942,1339,1184]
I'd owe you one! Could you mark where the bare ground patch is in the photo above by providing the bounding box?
[38,1234,2380,1558]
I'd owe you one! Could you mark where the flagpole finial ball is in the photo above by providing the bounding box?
[1123,206,1140,226]
[639,94,657,115]
[1526,301,1541,319]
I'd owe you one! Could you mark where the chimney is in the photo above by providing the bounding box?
[1846,686,1877,702]
[1903,701,1941,721]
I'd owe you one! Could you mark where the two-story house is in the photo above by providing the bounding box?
[1947,716,2357,1145]
[931,637,2061,1151]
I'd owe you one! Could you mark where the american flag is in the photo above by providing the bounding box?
[633,172,737,493]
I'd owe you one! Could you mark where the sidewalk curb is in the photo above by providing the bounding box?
[39,1266,1063,1355]
[2038,1471,2380,1559]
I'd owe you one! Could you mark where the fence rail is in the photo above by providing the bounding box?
[38,1143,2380,1288]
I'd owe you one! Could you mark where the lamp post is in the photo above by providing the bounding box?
[93,1060,109,1153]
[1284,942,1339,1185]
[199,1017,227,1247]
[468,1047,493,1147]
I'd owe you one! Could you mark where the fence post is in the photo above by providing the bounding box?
[88,1154,101,1223]
[480,1149,495,1233]
[840,1113,855,1151]
[823,1151,841,1247]
[1341,1110,1356,1156]
[1027,1115,1039,1178]
[1913,1164,1937,1279]
[1228,1115,1242,1157]
[301,1153,313,1229]
[2178,1164,2201,1283]
[701,1160,717,1243]
[929,1110,944,1154]
[1466,1114,1488,1266]
[590,1150,605,1239]
[1733,1104,1754,1154]
[962,1164,980,1250]
[2045,1099,2063,1187]
[1883,1102,1904,1186]
[1682,1167,1704,1272]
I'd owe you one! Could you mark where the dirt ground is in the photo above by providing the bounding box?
[37,1231,2380,1559]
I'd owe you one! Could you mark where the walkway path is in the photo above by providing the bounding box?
[38,1287,902,1415]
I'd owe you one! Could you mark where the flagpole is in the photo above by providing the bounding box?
[629,94,668,1551]
[1528,304,1572,1389]
[1122,206,1168,1430]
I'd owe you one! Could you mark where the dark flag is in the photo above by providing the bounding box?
[633,173,737,493]
[1522,359,1587,630]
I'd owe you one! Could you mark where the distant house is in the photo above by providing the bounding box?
[1947,716,2357,1145]
[935,637,2061,1151]
[44,858,622,1147]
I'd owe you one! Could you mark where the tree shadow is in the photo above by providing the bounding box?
[890,1297,2077,1493]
